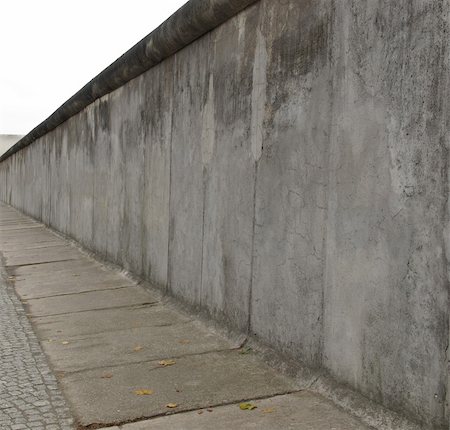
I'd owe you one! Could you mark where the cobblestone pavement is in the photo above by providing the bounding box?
[0,270,74,430]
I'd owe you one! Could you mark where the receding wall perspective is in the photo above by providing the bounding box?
[0,1,448,428]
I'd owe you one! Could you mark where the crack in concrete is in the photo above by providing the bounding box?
[39,317,195,340]
[22,284,136,301]
[28,301,160,318]
[0,225,42,232]
[7,257,79,269]
[56,346,242,376]
[76,390,303,430]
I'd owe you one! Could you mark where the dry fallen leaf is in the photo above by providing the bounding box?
[239,403,257,410]
[134,389,153,396]
[133,345,143,352]
[262,407,274,414]
[61,341,69,345]
[159,359,176,367]
[239,347,253,355]
[100,373,113,379]
[166,403,178,408]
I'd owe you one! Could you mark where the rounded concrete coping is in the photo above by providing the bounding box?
[0,0,259,162]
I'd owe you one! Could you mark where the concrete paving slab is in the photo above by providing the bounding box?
[0,240,67,252]
[15,272,133,299]
[3,246,81,266]
[0,237,66,250]
[61,350,298,427]
[42,320,235,372]
[13,258,106,278]
[0,227,51,238]
[2,243,80,260]
[0,221,35,228]
[2,243,73,256]
[32,304,192,338]
[24,286,158,317]
[0,227,60,237]
[0,236,67,250]
[119,392,370,430]
[0,224,42,231]
[0,219,37,226]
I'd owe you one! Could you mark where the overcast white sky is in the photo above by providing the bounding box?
[0,0,187,135]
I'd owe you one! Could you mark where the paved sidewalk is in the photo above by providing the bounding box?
[0,203,369,429]
[0,212,74,429]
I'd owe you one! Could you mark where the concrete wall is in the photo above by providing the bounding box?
[0,1,448,428]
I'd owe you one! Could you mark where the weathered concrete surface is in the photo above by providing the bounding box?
[15,274,133,300]
[40,321,235,372]
[250,0,331,368]
[23,286,157,317]
[141,59,173,287]
[168,35,210,310]
[118,392,368,430]
[323,3,449,426]
[0,203,372,430]
[0,0,449,428]
[31,304,191,338]
[2,246,80,267]
[61,351,297,426]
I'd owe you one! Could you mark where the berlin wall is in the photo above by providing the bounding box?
[0,0,448,427]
